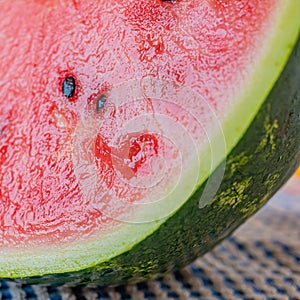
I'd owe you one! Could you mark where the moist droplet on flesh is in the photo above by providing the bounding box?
[62,76,76,98]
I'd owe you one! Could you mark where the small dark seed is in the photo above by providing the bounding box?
[96,94,107,111]
[62,76,76,98]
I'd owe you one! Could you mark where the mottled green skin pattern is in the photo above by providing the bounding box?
[14,38,300,286]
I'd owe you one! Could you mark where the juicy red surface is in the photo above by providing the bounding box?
[96,133,159,177]
[0,0,278,247]
[127,134,159,174]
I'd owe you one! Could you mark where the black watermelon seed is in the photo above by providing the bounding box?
[62,76,76,98]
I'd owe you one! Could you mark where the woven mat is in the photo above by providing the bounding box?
[1,189,299,300]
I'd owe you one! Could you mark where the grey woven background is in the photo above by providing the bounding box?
[1,186,299,299]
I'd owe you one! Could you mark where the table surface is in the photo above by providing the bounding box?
[1,177,299,300]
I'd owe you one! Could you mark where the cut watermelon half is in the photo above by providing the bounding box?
[0,0,299,285]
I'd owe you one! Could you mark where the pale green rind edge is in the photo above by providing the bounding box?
[0,0,299,277]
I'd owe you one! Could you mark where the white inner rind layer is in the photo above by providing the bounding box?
[0,0,299,277]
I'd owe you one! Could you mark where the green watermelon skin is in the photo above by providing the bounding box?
[11,36,300,287]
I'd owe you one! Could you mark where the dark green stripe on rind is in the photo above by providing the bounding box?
[14,37,300,286]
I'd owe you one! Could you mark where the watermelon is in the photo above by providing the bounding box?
[0,0,299,286]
